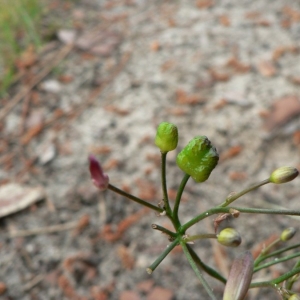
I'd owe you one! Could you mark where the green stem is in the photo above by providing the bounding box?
[254,252,300,273]
[219,179,270,207]
[108,184,163,213]
[184,233,217,243]
[181,206,300,232]
[255,243,300,267]
[173,174,190,227]
[286,260,300,290]
[146,238,179,274]
[181,241,217,300]
[161,152,172,216]
[151,224,177,239]
[271,267,300,285]
[250,281,279,290]
[187,244,226,284]
[254,238,281,267]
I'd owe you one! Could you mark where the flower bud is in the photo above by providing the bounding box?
[280,227,296,241]
[289,294,300,300]
[88,155,109,191]
[223,251,254,300]
[155,122,178,153]
[269,167,299,184]
[176,136,219,182]
[217,228,241,247]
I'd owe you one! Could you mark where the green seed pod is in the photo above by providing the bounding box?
[176,136,219,182]
[280,227,296,241]
[289,294,300,300]
[217,228,241,247]
[223,251,254,300]
[269,167,299,184]
[155,122,178,153]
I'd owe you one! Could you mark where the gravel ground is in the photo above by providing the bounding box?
[1,0,300,299]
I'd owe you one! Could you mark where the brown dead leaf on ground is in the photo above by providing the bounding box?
[15,45,38,70]
[213,98,228,110]
[119,290,140,300]
[90,286,108,300]
[136,179,157,201]
[175,89,206,105]
[103,158,119,170]
[293,130,300,146]
[282,6,300,23]
[0,282,7,295]
[272,45,298,61]
[161,60,176,72]
[150,41,160,52]
[89,145,112,155]
[209,68,231,82]
[289,76,300,85]
[219,14,231,26]
[219,145,243,162]
[21,123,44,145]
[263,95,300,131]
[229,171,247,181]
[196,0,214,9]
[0,183,45,219]
[117,245,135,269]
[226,57,251,73]
[147,286,174,300]
[256,60,277,77]
[166,107,188,116]
[136,280,155,293]
[104,105,130,116]
[100,208,148,242]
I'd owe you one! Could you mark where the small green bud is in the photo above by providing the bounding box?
[289,294,300,300]
[280,227,296,241]
[176,136,219,182]
[217,228,241,247]
[155,122,178,153]
[269,167,299,184]
[223,251,254,300]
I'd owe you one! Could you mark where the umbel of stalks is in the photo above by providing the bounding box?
[223,251,254,300]
[176,136,219,182]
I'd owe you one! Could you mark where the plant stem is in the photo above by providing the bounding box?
[271,267,300,285]
[254,238,281,267]
[286,260,300,290]
[218,179,270,207]
[184,233,217,242]
[151,224,177,239]
[108,184,163,213]
[181,206,300,232]
[255,243,300,267]
[146,238,179,274]
[254,252,300,272]
[173,173,190,226]
[187,244,226,284]
[161,152,173,217]
[181,241,217,300]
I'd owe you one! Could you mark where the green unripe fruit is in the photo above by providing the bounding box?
[217,228,241,247]
[280,227,296,241]
[155,122,178,153]
[269,167,299,184]
[176,136,219,182]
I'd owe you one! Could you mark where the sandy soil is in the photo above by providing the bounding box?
[1,0,300,299]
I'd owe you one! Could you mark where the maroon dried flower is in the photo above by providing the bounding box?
[89,155,109,191]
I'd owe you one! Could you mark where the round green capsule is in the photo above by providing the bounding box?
[289,294,300,300]
[217,228,241,247]
[176,136,219,182]
[280,227,296,241]
[155,122,178,153]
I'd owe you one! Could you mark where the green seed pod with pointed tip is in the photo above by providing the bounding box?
[176,136,219,182]
[269,167,299,184]
[155,122,178,153]
[217,228,241,247]
[289,294,300,300]
[280,227,296,241]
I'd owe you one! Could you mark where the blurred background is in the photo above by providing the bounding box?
[1,0,300,299]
